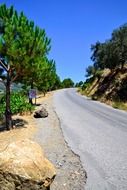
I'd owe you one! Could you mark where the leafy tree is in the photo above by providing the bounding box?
[34,58,57,95]
[85,65,97,78]
[0,4,51,129]
[75,81,83,87]
[111,24,127,69]
[90,24,127,74]
[62,78,74,88]
[52,75,62,90]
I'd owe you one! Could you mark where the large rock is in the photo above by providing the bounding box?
[0,139,56,190]
[34,107,48,118]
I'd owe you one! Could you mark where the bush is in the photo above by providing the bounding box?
[112,101,127,111]
[0,92,34,119]
[95,70,103,79]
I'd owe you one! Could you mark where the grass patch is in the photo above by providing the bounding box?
[78,88,88,96]
[112,101,127,111]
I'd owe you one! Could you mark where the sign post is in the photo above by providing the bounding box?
[29,89,36,105]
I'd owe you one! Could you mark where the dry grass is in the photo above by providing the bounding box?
[112,101,127,111]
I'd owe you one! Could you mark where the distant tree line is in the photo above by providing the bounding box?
[61,78,74,88]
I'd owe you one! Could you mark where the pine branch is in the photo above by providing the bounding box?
[11,74,19,82]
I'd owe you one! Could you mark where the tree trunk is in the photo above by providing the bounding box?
[43,90,46,97]
[29,97,33,104]
[5,72,12,130]
[121,61,124,70]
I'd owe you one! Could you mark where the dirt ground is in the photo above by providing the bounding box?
[0,115,36,151]
[0,93,51,151]
[0,92,87,189]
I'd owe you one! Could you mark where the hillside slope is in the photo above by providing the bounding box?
[82,68,127,110]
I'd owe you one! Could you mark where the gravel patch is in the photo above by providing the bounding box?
[33,96,87,190]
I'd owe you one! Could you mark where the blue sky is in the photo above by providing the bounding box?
[0,0,127,82]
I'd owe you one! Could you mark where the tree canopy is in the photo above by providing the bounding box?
[0,4,51,83]
[62,78,74,88]
[0,4,60,129]
[86,23,127,78]
[0,4,61,92]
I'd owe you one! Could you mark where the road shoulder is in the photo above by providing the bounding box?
[33,93,87,190]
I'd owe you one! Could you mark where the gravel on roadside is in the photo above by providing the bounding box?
[33,95,87,190]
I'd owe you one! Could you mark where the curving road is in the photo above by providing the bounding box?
[53,88,127,190]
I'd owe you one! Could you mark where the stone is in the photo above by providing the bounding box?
[34,107,48,118]
[0,139,56,189]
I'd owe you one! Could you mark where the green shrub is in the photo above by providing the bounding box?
[95,70,103,79]
[0,104,5,120]
[0,92,34,119]
[112,101,127,110]
[82,82,90,90]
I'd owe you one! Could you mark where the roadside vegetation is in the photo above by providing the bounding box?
[81,23,127,110]
[0,4,59,129]
[61,78,74,88]
[0,91,34,119]
[0,4,75,130]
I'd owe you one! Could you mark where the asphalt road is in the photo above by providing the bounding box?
[53,88,127,190]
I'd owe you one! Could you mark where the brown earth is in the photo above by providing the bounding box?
[82,68,127,110]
